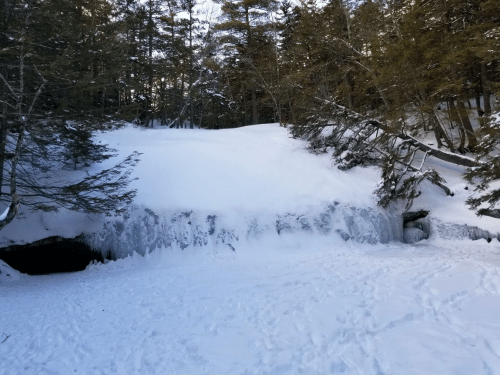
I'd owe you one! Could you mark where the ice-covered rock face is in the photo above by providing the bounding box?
[430,218,499,242]
[403,227,427,244]
[401,216,499,243]
[84,203,404,258]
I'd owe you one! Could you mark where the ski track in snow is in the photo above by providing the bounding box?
[2,241,500,375]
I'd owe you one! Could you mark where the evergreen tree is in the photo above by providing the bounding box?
[0,0,140,231]
[215,0,279,125]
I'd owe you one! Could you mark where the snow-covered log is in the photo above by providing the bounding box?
[365,120,480,168]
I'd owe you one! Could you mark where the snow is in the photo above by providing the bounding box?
[0,259,23,284]
[1,123,500,374]
[2,122,496,246]
[0,205,9,221]
[97,123,380,213]
[2,240,500,374]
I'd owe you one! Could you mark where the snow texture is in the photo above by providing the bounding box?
[0,259,23,284]
[2,123,500,374]
[2,240,500,374]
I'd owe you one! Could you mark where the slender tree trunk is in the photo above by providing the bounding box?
[245,5,258,125]
[457,100,477,151]
[243,88,248,126]
[148,0,154,108]
[475,94,482,116]
[251,86,257,125]
[432,111,455,152]
[481,62,491,116]
[0,75,7,198]
[448,99,465,153]
[188,3,194,129]
[344,73,352,108]
[430,115,443,149]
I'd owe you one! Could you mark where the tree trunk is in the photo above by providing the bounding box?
[188,3,194,129]
[448,99,465,153]
[475,93,482,116]
[344,73,352,108]
[251,86,258,125]
[481,62,491,116]
[245,5,258,125]
[148,0,154,104]
[432,111,455,152]
[457,100,477,151]
[0,87,7,199]
[431,115,443,149]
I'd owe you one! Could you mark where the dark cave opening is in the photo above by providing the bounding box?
[0,236,112,275]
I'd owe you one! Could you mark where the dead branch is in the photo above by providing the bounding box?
[369,142,454,197]
[1,333,11,344]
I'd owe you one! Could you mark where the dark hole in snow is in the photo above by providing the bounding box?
[402,210,429,225]
[0,236,109,275]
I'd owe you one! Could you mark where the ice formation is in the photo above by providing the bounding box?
[84,203,404,259]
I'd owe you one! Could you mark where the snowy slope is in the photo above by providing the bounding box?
[2,124,500,374]
[99,123,380,212]
[2,123,496,249]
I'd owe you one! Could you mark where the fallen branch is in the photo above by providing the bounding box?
[311,99,481,168]
[1,333,11,344]
[370,143,454,197]
[365,120,479,168]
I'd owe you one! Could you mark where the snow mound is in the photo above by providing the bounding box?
[0,259,23,284]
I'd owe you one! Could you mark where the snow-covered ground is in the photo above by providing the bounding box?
[2,239,500,374]
[1,123,500,374]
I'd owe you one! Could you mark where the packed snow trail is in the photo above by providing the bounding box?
[2,240,500,375]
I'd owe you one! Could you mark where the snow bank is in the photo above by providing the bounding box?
[0,259,23,284]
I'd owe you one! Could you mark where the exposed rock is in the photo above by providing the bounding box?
[402,210,429,225]
[335,229,351,241]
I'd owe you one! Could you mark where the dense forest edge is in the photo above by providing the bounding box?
[0,0,499,234]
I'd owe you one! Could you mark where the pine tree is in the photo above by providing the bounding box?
[215,0,279,125]
[0,0,140,231]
